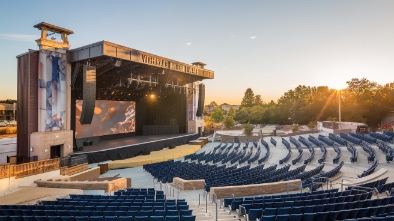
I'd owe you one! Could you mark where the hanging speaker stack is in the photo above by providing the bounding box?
[196,83,205,117]
[79,65,96,124]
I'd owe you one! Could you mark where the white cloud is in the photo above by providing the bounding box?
[0,33,39,41]
[250,36,257,39]
[186,42,192,46]
[231,35,236,38]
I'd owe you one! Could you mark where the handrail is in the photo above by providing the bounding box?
[212,192,219,221]
[340,180,379,198]
[309,177,332,192]
[238,205,247,221]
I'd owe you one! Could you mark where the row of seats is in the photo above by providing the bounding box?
[358,160,379,178]
[302,161,344,188]
[360,142,377,163]
[346,143,359,163]
[350,133,376,144]
[329,133,347,145]
[318,134,334,146]
[341,133,362,145]
[333,144,342,164]
[0,215,196,221]
[0,209,192,217]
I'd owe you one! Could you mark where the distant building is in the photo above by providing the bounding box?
[317,121,368,134]
[206,104,240,113]
[220,104,239,112]
[0,103,17,121]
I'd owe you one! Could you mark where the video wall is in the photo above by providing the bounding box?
[75,100,136,138]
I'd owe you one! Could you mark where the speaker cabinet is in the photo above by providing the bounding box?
[196,83,205,117]
[80,65,96,124]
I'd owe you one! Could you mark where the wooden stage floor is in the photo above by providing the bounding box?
[76,134,191,154]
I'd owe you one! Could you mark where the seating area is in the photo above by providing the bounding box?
[0,188,196,221]
[231,188,394,221]
[270,137,277,146]
[318,134,334,146]
[370,132,393,143]
[302,161,344,189]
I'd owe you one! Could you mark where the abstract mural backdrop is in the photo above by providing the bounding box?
[38,51,67,131]
[75,100,136,139]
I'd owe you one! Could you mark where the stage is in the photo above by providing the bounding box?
[71,133,199,164]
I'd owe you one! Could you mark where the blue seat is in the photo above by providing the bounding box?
[326,211,339,221]
[290,206,303,214]
[260,215,275,221]
[165,216,180,221]
[180,215,195,221]
[155,210,166,216]
[103,216,117,221]
[366,207,379,217]
[75,216,89,221]
[166,210,179,216]
[9,217,23,221]
[118,216,133,221]
[277,207,290,215]
[337,210,351,220]
[134,216,149,221]
[348,209,359,219]
[34,216,48,221]
[61,216,76,221]
[289,214,302,221]
[263,208,276,216]
[315,212,328,221]
[357,208,369,218]
[276,214,289,221]
[303,213,315,221]
[248,209,262,221]
[47,216,62,221]
[179,210,192,216]
[150,216,165,221]
[140,210,153,216]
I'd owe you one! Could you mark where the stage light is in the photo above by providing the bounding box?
[114,59,122,67]
[150,94,155,99]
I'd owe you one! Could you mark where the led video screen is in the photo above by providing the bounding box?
[75,100,135,138]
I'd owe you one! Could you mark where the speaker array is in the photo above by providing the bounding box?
[79,65,96,124]
[196,83,205,117]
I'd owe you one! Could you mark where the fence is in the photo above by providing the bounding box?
[0,154,88,179]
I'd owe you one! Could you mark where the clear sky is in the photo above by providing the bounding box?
[1,1,394,105]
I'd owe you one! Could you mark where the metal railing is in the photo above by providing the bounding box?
[212,192,218,221]
[340,179,379,198]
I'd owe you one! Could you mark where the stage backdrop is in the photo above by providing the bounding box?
[75,100,135,138]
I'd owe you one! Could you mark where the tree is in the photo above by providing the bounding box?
[224,116,236,129]
[243,122,253,135]
[228,107,235,118]
[254,95,264,106]
[0,99,16,104]
[241,88,255,108]
[211,107,225,123]
[208,101,218,107]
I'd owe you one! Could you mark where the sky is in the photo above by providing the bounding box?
[1,1,394,105]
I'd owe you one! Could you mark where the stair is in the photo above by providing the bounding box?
[189,201,241,221]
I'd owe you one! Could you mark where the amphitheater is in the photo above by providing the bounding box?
[2,127,394,221]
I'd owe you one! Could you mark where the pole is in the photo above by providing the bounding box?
[338,89,341,128]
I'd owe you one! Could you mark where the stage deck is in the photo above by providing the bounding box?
[72,133,199,164]
[77,134,189,154]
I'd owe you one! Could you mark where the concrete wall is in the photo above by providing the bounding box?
[30,130,73,160]
[210,179,301,199]
[35,177,128,192]
[0,170,60,195]
[173,177,205,190]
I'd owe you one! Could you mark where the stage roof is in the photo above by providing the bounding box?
[68,41,214,79]
[68,41,214,101]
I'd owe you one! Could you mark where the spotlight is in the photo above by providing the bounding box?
[114,59,122,67]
